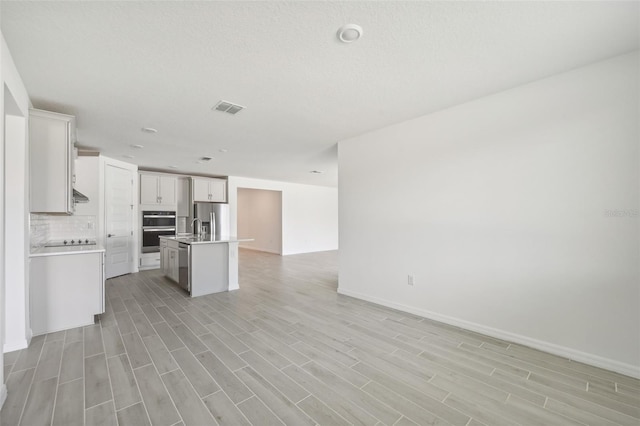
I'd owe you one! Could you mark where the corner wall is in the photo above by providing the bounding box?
[1,29,32,407]
[228,176,338,255]
[338,52,640,377]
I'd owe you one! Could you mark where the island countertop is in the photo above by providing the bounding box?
[159,235,253,245]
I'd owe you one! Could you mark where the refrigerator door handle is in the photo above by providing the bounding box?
[210,212,216,239]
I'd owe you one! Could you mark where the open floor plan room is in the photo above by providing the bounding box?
[2,250,639,426]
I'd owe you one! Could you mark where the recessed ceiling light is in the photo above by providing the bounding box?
[218,148,228,153]
[130,144,144,149]
[309,170,324,174]
[168,165,178,169]
[337,24,363,43]
[122,155,135,159]
[141,127,158,133]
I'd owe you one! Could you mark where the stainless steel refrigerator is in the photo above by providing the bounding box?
[193,203,230,239]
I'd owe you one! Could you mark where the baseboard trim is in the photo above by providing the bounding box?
[0,384,7,410]
[3,339,29,353]
[337,287,640,379]
[239,245,282,255]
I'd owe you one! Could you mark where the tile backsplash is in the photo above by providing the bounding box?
[30,214,97,248]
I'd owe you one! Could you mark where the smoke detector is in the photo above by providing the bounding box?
[213,100,245,115]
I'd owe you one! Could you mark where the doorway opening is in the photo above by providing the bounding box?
[237,188,282,255]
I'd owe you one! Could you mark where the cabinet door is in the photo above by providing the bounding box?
[140,174,159,204]
[30,253,102,335]
[159,175,177,205]
[192,178,210,202]
[209,178,227,202]
[29,112,74,213]
[160,246,166,275]
[176,178,190,216]
[168,248,178,282]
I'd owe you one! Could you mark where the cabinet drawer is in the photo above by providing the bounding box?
[140,253,161,268]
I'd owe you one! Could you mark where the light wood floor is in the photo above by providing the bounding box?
[2,249,639,426]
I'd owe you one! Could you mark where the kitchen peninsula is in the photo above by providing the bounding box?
[159,235,252,297]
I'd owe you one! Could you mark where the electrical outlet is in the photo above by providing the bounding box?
[408,274,415,286]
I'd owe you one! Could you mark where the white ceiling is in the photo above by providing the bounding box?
[2,1,638,187]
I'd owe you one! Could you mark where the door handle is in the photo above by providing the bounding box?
[108,234,115,238]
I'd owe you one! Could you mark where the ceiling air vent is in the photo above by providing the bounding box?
[213,100,245,115]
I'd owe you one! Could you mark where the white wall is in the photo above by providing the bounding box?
[3,114,28,353]
[74,155,100,216]
[1,29,31,407]
[338,52,639,377]
[237,188,283,254]
[228,176,338,255]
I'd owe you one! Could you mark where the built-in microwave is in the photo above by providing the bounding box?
[142,211,176,253]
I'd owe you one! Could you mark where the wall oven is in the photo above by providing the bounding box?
[142,211,176,253]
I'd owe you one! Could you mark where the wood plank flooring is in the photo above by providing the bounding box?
[2,249,639,425]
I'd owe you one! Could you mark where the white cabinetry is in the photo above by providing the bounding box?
[140,172,177,206]
[169,247,179,282]
[160,238,180,283]
[29,109,76,214]
[30,251,105,335]
[140,252,161,270]
[192,177,226,202]
[160,239,168,275]
[165,240,180,282]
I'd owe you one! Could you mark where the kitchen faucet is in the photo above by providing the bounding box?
[191,218,203,235]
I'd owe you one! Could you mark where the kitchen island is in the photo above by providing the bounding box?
[159,235,252,297]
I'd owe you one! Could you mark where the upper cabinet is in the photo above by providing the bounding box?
[140,172,177,206]
[29,109,76,214]
[192,177,226,203]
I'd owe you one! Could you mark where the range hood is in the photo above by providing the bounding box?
[73,188,89,203]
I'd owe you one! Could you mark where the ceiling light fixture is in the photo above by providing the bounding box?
[168,165,178,169]
[337,24,363,43]
[130,144,144,149]
[141,127,158,133]
[218,148,228,153]
[309,170,324,174]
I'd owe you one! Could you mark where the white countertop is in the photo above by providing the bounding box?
[160,234,253,245]
[30,242,106,257]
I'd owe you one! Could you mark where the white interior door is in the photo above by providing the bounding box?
[105,164,134,278]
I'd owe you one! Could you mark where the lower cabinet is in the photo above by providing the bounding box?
[169,247,179,282]
[160,239,180,282]
[30,251,105,336]
[160,239,168,275]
